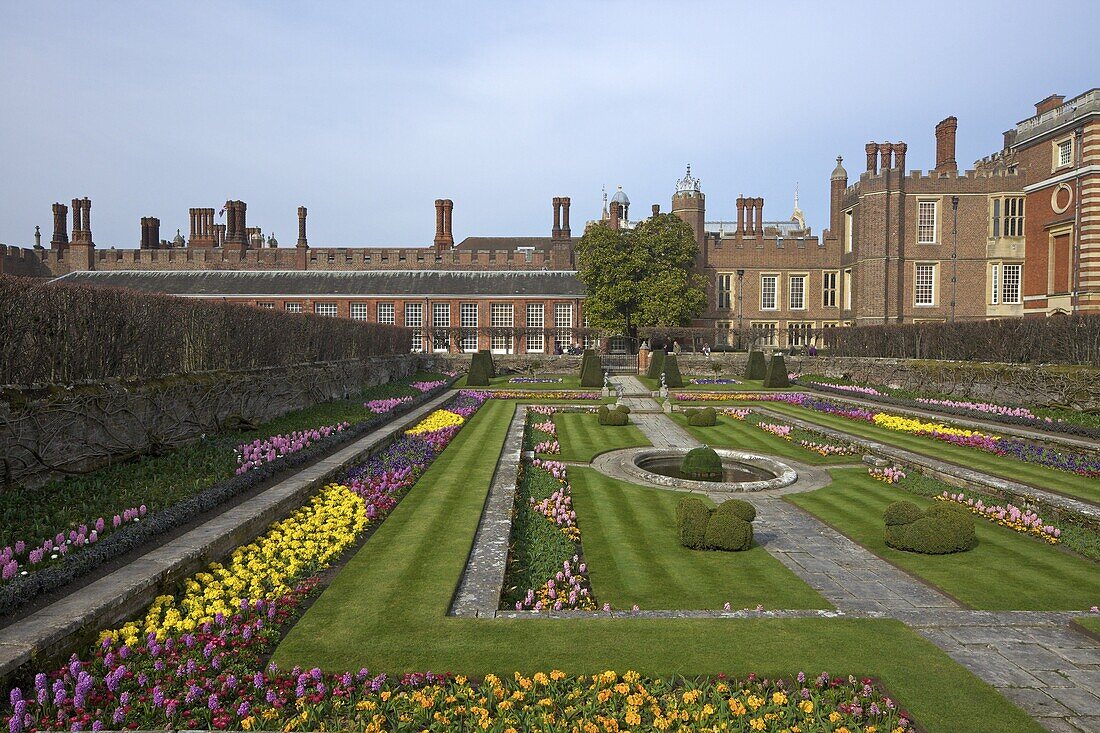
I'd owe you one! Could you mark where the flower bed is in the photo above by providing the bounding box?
[2,392,486,733]
[799,440,859,457]
[0,376,453,620]
[721,408,751,420]
[410,380,448,393]
[234,423,351,474]
[508,377,563,383]
[758,423,792,441]
[472,390,602,400]
[690,378,740,385]
[937,492,1062,543]
[364,396,414,413]
[869,467,906,484]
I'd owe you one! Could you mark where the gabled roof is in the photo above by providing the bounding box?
[54,269,586,297]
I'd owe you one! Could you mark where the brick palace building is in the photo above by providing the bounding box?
[2,88,1097,353]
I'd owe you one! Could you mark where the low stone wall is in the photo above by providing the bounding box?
[0,355,425,490]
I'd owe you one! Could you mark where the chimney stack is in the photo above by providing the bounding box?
[140,217,161,249]
[51,202,69,250]
[1035,94,1065,115]
[561,197,571,238]
[934,117,958,174]
[297,206,308,248]
[443,200,454,248]
[651,203,660,217]
[865,142,879,174]
[893,142,907,173]
[736,195,745,234]
[879,142,893,173]
[754,197,764,234]
[552,197,562,238]
[609,201,622,231]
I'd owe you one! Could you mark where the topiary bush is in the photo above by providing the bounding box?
[884,501,977,554]
[598,405,629,426]
[763,353,790,388]
[676,496,711,549]
[745,350,767,380]
[702,509,753,551]
[616,404,631,414]
[646,349,666,380]
[466,350,495,386]
[681,446,722,481]
[663,354,684,387]
[686,407,717,427]
[580,350,604,388]
[713,497,756,523]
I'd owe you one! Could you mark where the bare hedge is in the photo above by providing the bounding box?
[0,275,411,384]
[819,316,1100,366]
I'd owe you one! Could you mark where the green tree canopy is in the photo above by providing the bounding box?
[575,214,707,339]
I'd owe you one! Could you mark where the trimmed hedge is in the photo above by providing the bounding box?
[682,446,722,480]
[580,350,604,388]
[763,353,790,388]
[598,405,630,426]
[663,354,684,388]
[0,380,451,618]
[883,500,977,554]
[745,350,767,380]
[646,349,666,380]
[466,350,494,386]
[0,275,410,384]
[685,407,717,427]
[677,496,755,551]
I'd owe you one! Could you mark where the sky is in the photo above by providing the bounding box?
[1,1,1097,249]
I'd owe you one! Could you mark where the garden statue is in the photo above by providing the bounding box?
[659,372,669,398]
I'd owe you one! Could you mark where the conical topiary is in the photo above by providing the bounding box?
[663,354,683,388]
[762,353,790,388]
[580,350,604,388]
[745,350,767,380]
[466,350,494,386]
[646,349,666,380]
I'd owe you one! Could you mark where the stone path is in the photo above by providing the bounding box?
[0,389,456,686]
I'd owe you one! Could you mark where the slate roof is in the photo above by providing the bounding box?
[54,270,586,297]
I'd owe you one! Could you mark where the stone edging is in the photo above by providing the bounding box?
[616,447,797,492]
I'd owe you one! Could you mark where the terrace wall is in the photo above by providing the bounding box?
[0,356,424,491]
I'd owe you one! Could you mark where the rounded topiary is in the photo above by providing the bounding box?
[883,500,923,526]
[714,498,756,523]
[580,350,604,388]
[686,407,717,427]
[884,501,977,554]
[663,354,684,388]
[646,349,666,380]
[745,350,767,380]
[598,405,629,426]
[702,511,753,551]
[466,350,495,386]
[676,496,712,549]
[763,353,790,388]
[615,404,631,414]
[681,446,722,481]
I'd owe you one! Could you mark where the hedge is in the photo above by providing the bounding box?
[883,500,977,555]
[763,353,790,388]
[745,350,767,380]
[0,275,411,384]
[820,315,1100,366]
[685,407,717,427]
[646,349,666,380]
[467,350,494,386]
[0,379,451,618]
[580,350,604,388]
[663,354,684,387]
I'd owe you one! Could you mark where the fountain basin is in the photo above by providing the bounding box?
[622,448,797,492]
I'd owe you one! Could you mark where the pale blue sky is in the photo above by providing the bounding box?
[1,1,1096,249]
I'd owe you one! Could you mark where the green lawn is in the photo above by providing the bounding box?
[787,469,1100,611]
[673,413,859,466]
[754,402,1100,505]
[273,402,1044,733]
[570,468,830,610]
[455,374,582,389]
[551,412,650,462]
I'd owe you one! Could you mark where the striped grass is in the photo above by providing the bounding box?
[552,412,651,462]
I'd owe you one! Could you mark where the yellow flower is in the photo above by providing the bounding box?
[749,718,766,731]
[771,691,788,705]
[798,700,814,713]
[829,711,841,723]
[728,698,746,716]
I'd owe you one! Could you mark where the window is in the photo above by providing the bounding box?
[715,321,734,347]
[915,263,936,306]
[1003,197,1024,237]
[554,303,573,351]
[1057,139,1073,168]
[350,303,369,321]
[377,302,395,325]
[526,302,544,353]
[717,273,732,309]
[490,303,514,353]
[404,303,423,352]
[822,271,838,308]
[1002,263,1022,304]
[917,201,937,244]
[843,269,852,310]
[991,198,1000,238]
[432,302,450,352]
[285,302,302,313]
[760,275,778,310]
[751,322,778,347]
[844,210,854,253]
[459,303,478,352]
[788,275,806,310]
[582,313,598,349]
[787,322,813,346]
[315,303,338,317]
[256,302,274,309]
[991,263,1000,305]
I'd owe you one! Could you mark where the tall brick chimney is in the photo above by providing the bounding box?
[865,143,879,174]
[297,206,308,248]
[51,202,69,251]
[879,142,893,173]
[552,197,561,238]
[140,217,161,249]
[934,117,958,174]
[736,195,745,234]
[651,203,660,217]
[829,156,848,238]
[433,199,454,249]
[69,198,95,270]
[609,201,622,231]
[893,142,907,173]
[560,197,571,238]
[444,200,454,248]
[754,197,764,234]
